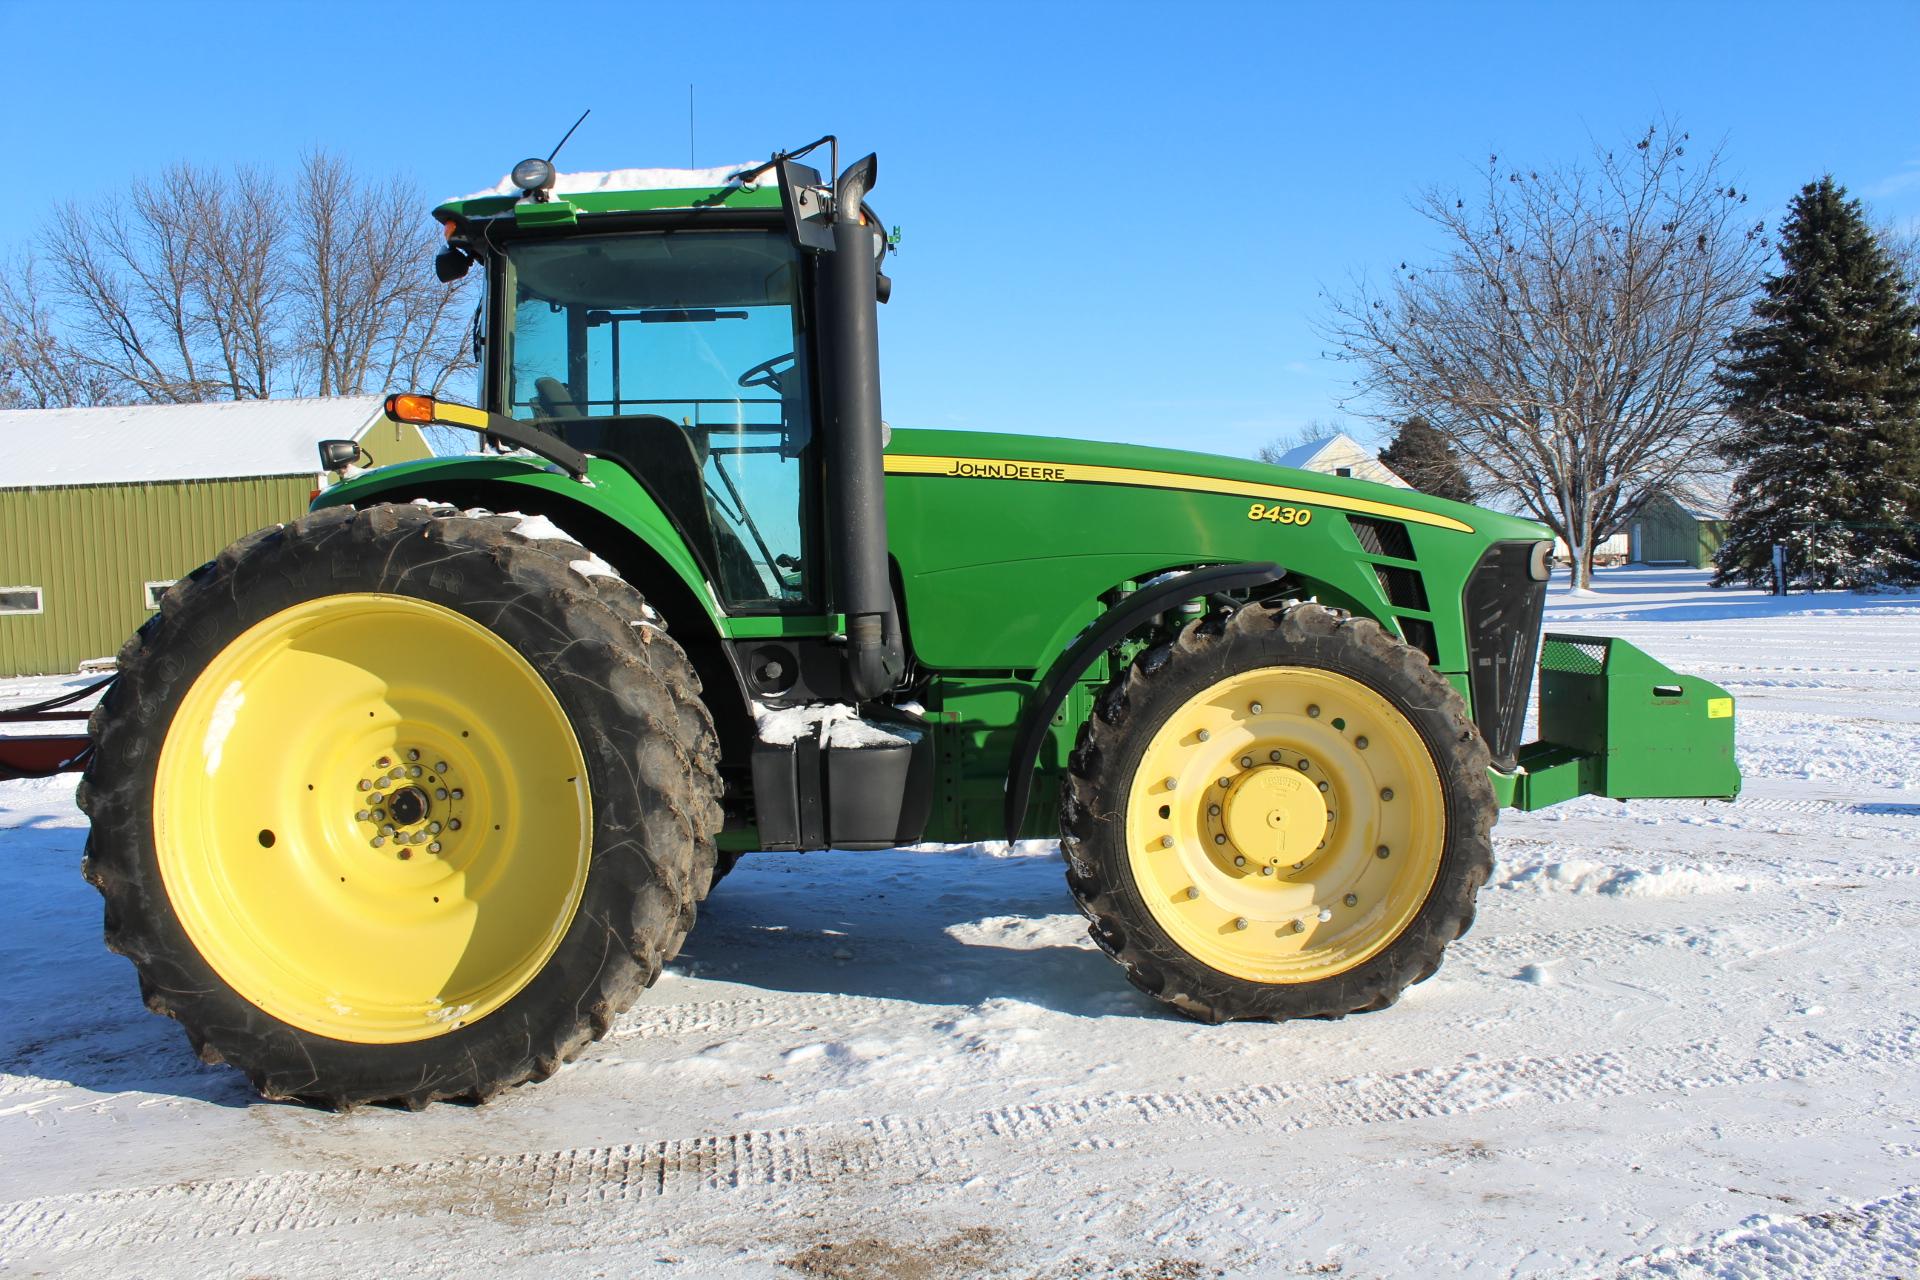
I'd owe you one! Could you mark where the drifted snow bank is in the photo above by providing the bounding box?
[1493,856,1762,897]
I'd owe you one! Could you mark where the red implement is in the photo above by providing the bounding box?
[0,678,109,780]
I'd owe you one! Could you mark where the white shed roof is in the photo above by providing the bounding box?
[0,396,387,490]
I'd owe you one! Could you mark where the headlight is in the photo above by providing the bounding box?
[1528,541,1554,581]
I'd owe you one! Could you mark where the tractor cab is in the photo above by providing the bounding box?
[497,226,819,610]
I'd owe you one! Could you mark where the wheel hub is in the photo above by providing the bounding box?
[1221,765,1326,867]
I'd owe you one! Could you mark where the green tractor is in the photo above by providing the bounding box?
[76,140,1740,1107]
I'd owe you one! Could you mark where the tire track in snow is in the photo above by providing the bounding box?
[6,1013,1915,1260]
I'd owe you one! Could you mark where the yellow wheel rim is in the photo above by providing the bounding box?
[153,594,592,1044]
[1123,667,1444,983]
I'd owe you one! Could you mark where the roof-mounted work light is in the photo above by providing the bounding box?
[511,157,557,201]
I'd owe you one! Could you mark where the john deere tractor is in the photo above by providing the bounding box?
[75,140,1740,1107]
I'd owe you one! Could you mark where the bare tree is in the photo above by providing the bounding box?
[18,152,472,408]
[0,252,122,408]
[1322,126,1768,586]
[289,152,472,397]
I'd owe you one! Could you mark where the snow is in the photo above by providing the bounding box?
[752,701,921,748]
[456,164,761,203]
[4,566,1920,1276]
[0,396,386,489]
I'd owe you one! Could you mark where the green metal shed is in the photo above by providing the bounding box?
[0,397,430,677]
[1628,480,1732,569]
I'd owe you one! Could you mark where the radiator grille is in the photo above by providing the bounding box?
[1347,515,1415,560]
[1461,542,1548,768]
[1374,565,1431,612]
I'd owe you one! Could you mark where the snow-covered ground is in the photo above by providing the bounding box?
[3,568,1917,1278]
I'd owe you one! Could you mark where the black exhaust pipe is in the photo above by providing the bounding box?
[825,154,904,701]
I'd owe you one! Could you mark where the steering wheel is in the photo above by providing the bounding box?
[737,351,796,393]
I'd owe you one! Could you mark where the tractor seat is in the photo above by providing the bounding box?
[531,384,769,603]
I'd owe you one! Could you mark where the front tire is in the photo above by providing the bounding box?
[1062,600,1494,1022]
[79,502,723,1107]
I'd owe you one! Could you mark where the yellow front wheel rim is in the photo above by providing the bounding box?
[1124,667,1444,983]
[153,594,592,1044]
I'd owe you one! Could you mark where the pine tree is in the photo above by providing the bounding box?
[1379,416,1476,504]
[1715,176,1920,589]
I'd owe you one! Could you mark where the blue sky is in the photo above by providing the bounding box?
[4,0,1918,458]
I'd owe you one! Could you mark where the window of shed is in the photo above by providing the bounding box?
[0,587,44,615]
[144,581,176,609]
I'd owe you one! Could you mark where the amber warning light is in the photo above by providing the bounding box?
[386,393,435,424]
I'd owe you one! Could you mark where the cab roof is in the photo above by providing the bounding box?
[433,165,782,223]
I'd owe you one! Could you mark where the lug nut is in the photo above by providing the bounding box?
[411,831,428,845]
[1240,756,1253,769]
[370,836,386,848]
[1233,855,1246,867]
[1355,736,1369,749]
[1234,917,1249,931]
[1298,759,1311,771]
[1344,893,1358,907]
[407,749,420,762]
[428,841,442,854]
[355,809,370,822]
[429,821,441,833]
[373,810,386,822]
[357,779,372,791]
[1318,908,1333,922]
[1197,729,1211,742]
[1250,702,1263,714]
[436,788,449,800]
[1376,845,1391,859]
[1214,833,1228,845]
[1317,781,1329,792]
[1291,918,1306,933]
[1186,886,1200,900]
[450,789,463,800]
[1208,804,1221,816]
[377,757,391,769]
[408,766,422,778]
[1307,705,1320,718]
[1164,776,1177,791]
[398,848,412,860]
[374,777,389,790]
[381,823,395,834]
[1270,750,1283,763]
[1217,777,1232,789]
[390,768,406,780]
[1381,787,1394,801]
[435,762,448,774]
[448,819,462,831]
[1260,866,1274,877]
[1161,835,1175,848]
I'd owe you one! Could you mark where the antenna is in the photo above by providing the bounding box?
[546,109,591,164]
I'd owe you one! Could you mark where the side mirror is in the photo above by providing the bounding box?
[434,246,473,283]
[777,159,836,253]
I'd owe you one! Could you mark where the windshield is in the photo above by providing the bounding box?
[499,229,814,611]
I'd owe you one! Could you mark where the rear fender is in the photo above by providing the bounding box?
[311,457,754,758]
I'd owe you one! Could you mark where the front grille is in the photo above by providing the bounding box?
[1461,542,1548,768]
[1348,515,1415,560]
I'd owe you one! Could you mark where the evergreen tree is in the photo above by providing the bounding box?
[1379,416,1476,504]
[1715,176,1920,589]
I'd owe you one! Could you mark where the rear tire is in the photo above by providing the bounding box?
[79,502,723,1107]
[1061,600,1494,1023]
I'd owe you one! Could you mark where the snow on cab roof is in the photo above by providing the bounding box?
[0,396,387,490]
[455,163,759,203]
